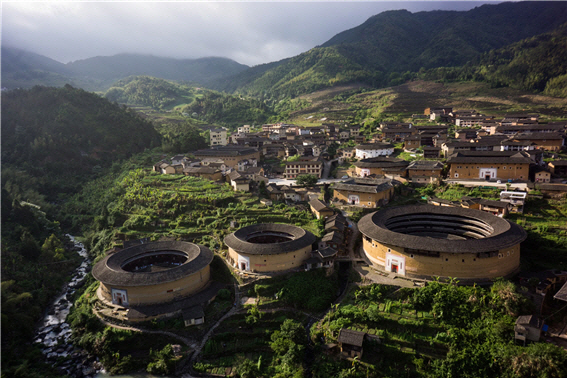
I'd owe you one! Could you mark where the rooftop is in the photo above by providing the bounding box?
[447,151,532,164]
[358,205,526,254]
[354,157,408,169]
[334,178,396,194]
[194,146,259,157]
[93,241,213,287]
[224,223,316,255]
[355,142,395,150]
[338,329,365,346]
[407,160,444,170]
[309,199,332,212]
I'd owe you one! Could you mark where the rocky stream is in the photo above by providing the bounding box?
[33,236,104,378]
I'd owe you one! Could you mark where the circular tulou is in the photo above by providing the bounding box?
[224,223,316,272]
[93,240,213,307]
[358,204,526,282]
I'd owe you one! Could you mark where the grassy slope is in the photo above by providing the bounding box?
[274,80,567,126]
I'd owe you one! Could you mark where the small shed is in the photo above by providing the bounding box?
[320,231,344,251]
[338,329,366,358]
[309,199,334,220]
[183,305,205,327]
[514,315,544,345]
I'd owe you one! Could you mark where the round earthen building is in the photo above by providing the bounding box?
[224,223,316,272]
[93,241,213,307]
[358,205,526,282]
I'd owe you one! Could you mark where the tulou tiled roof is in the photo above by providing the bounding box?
[358,205,526,254]
[92,241,213,287]
[355,142,394,150]
[333,178,396,194]
[224,223,316,255]
[354,157,408,169]
[447,151,532,164]
[194,146,259,157]
[407,160,444,170]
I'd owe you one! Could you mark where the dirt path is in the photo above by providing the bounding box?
[344,211,360,260]
[186,284,241,370]
[94,311,195,347]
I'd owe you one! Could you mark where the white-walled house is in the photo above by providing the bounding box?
[355,142,395,159]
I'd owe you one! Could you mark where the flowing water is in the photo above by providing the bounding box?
[34,235,102,377]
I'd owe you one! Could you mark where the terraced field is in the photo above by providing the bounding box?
[109,170,323,251]
[281,80,567,126]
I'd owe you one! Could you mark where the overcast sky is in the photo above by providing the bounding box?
[3,1,501,67]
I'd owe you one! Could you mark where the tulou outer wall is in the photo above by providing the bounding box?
[227,245,312,272]
[362,237,520,281]
[334,187,394,208]
[99,265,211,306]
[449,162,529,181]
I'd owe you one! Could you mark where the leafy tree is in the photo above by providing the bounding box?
[270,319,306,356]
[158,120,208,153]
[327,142,339,158]
[258,180,268,197]
[41,234,65,261]
[287,155,301,162]
[295,174,318,187]
[235,357,261,378]
[498,342,567,378]
[146,344,175,375]
[18,231,41,260]
[246,305,262,324]
[490,278,530,317]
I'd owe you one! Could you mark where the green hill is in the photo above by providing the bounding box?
[181,89,275,129]
[216,2,567,98]
[104,75,200,110]
[223,46,375,99]
[0,46,79,89]
[1,49,249,91]
[323,2,566,72]
[420,23,567,97]
[1,85,161,201]
[66,54,248,88]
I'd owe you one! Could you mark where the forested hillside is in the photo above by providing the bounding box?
[1,48,249,91]
[216,2,567,99]
[1,85,161,201]
[181,90,275,129]
[104,75,200,110]
[66,54,248,87]
[1,46,78,89]
[1,86,163,376]
[219,46,376,99]
[420,24,567,97]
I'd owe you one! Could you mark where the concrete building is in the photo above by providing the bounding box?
[284,157,323,179]
[515,315,544,345]
[210,128,228,146]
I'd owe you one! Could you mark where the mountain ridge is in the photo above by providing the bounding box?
[3,2,566,97]
[215,1,566,98]
[1,48,249,91]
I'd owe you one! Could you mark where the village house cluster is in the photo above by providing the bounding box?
[91,108,567,343]
[153,108,566,202]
